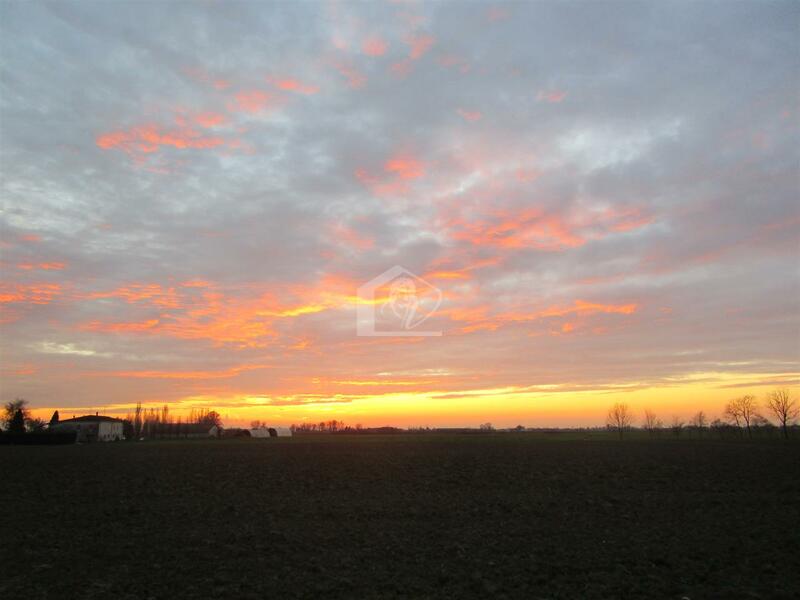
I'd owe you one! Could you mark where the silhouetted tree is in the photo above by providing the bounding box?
[49,410,60,425]
[3,398,30,430]
[670,416,684,438]
[26,417,45,432]
[134,401,143,439]
[765,388,798,439]
[8,409,26,434]
[725,395,758,438]
[121,419,134,440]
[199,410,222,428]
[690,411,707,438]
[642,409,661,437]
[607,403,631,439]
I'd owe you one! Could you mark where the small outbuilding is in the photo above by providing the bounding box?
[50,415,124,442]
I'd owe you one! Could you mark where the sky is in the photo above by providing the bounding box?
[1,1,798,428]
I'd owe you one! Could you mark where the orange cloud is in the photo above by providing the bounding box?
[80,277,362,347]
[424,270,472,281]
[99,364,266,380]
[384,156,425,179]
[449,208,585,251]
[356,154,425,196]
[96,123,227,159]
[16,262,65,271]
[0,283,62,305]
[362,36,388,56]
[448,299,638,334]
[444,203,652,252]
[84,318,161,333]
[86,284,180,309]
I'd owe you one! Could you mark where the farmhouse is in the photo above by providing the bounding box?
[50,415,124,442]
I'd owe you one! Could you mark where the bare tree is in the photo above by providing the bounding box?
[134,401,143,439]
[642,409,661,437]
[607,403,632,440]
[690,411,707,437]
[725,395,758,438]
[764,388,798,439]
[670,416,684,438]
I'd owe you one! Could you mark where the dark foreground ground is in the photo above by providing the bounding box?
[1,435,799,599]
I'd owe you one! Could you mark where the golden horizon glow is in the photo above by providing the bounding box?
[30,373,800,429]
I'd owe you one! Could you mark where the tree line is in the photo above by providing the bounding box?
[123,402,223,439]
[607,388,798,440]
[290,420,364,433]
[0,399,224,440]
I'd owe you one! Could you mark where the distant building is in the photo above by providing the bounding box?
[249,426,292,438]
[50,415,124,442]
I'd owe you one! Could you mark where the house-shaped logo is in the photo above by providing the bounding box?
[357,266,443,337]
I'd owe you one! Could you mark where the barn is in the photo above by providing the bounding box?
[50,415,124,442]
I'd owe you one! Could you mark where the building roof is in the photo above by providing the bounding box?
[57,415,124,424]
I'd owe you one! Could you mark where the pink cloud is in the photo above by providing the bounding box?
[384,155,425,179]
[193,112,227,128]
[457,108,482,122]
[355,154,425,197]
[438,54,471,74]
[537,90,567,103]
[442,204,652,252]
[487,6,510,22]
[330,58,367,89]
[96,124,227,160]
[270,78,320,95]
[407,34,435,60]
[229,90,282,113]
[362,36,388,57]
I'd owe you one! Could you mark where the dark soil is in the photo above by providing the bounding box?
[1,435,798,599]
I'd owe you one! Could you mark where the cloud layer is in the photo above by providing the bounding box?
[1,1,798,425]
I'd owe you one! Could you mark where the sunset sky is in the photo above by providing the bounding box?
[1,1,798,428]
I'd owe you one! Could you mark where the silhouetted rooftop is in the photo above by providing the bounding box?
[57,415,124,423]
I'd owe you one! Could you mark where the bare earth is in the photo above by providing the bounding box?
[1,435,798,599]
